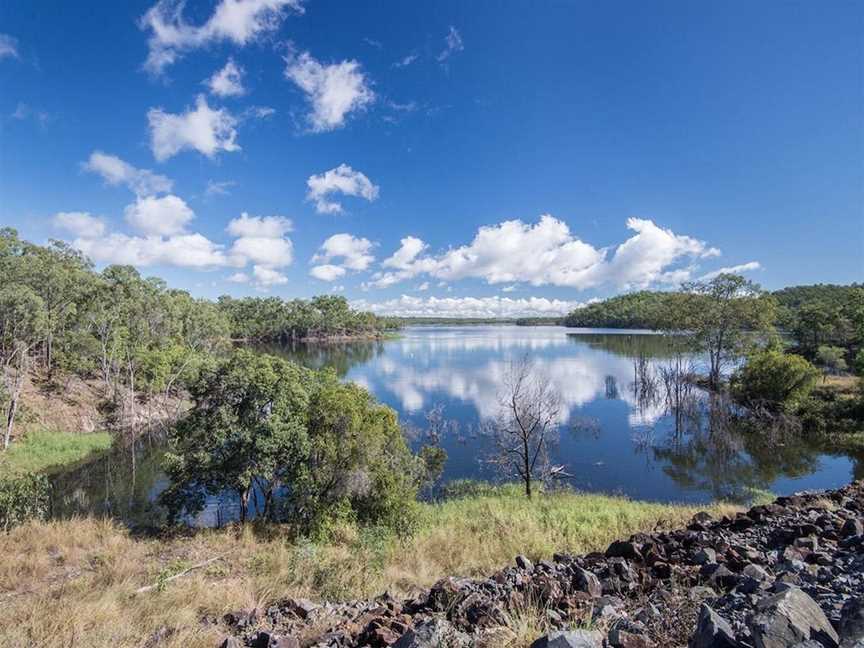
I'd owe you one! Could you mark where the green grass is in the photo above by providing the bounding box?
[0,429,112,476]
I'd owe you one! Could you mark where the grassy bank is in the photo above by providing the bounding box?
[0,486,739,648]
[0,429,112,476]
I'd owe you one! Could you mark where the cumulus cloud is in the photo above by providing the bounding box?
[252,264,288,287]
[227,212,292,238]
[124,194,195,236]
[83,151,173,196]
[306,164,379,214]
[140,0,303,74]
[309,264,346,281]
[284,51,375,132]
[369,216,721,290]
[52,212,106,238]
[0,34,19,60]
[148,95,239,161]
[437,26,463,62]
[310,233,374,281]
[73,232,233,268]
[206,59,246,97]
[352,295,584,319]
[699,261,762,281]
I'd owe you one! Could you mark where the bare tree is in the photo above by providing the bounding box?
[491,355,562,497]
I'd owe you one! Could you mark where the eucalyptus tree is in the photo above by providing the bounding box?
[681,274,777,389]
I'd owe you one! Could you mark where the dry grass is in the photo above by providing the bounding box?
[0,488,738,648]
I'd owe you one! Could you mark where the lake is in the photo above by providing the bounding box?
[49,326,862,527]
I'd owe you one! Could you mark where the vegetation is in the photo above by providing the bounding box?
[0,429,112,476]
[562,290,688,329]
[0,229,393,455]
[491,357,562,497]
[0,473,50,532]
[0,487,740,647]
[731,349,821,413]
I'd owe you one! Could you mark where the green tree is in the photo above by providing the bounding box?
[681,274,777,388]
[816,345,848,379]
[161,351,312,524]
[732,349,820,413]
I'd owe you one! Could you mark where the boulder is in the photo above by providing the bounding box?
[695,548,718,565]
[689,604,741,648]
[572,566,602,597]
[748,587,839,648]
[393,619,471,648]
[530,630,604,648]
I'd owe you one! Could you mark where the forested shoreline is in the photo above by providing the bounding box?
[0,228,396,454]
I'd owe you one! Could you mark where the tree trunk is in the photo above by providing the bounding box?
[239,489,249,524]
[3,395,17,450]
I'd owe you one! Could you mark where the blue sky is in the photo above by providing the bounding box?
[1,0,862,317]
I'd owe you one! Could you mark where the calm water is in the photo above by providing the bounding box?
[50,326,862,526]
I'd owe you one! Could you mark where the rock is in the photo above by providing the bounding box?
[695,548,718,565]
[530,630,605,648]
[841,519,863,538]
[572,566,602,597]
[393,619,471,648]
[516,554,535,571]
[748,587,840,648]
[218,638,242,648]
[689,604,741,648]
[607,540,643,562]
[839,598,864,647]
[743,564,772,583]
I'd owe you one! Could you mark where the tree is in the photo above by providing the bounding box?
[681,274,776,389]
[816,345,848,379]
[160,351,312,524]
[731,349,820,413]
[0,287,48,449]
[491,355,562,497]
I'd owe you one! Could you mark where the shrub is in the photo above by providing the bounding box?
[0,473,51,532]
[732,349,820,412]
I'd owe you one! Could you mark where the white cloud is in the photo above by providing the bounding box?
[309,233,374,281]
[10,103,50,126]
[369,216,721,290]
[0,34,19,60]
[226,212,292,238]
[252,265,288,287]
[140,0,303,74]
[417,282,429,291]
[231,235,294,267]
[124,194,195,236]
[437,26,464,62]
[227,272,250,283]
[393,53,418,68]
[352,295,583,319]
[306,164,379,214]
[284,51,375,132]
[53,212,106,238]
[73,232,233,269]
[148,95,239,161]
[205,179,237,196]
[310,264,346,281]
[83,151,173,196]
[699,261,762,281]
[206,59,246,97]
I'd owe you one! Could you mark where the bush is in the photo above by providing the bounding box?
[0,473,51,532]
[732,350,820,412]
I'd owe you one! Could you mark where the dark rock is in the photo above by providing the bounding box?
[838,597,864,647]
[606,540,643,562]
[696,548,718,565]
[841,519,863,539]
[393,619,470,647]
[516,554,535,571]
[572,566,602,597]
[219,638,242,648]
[689,604,741,648]
[748,587,839,648]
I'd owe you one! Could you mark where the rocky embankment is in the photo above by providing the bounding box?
[218,481,864,648]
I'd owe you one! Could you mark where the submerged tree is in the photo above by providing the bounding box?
[491,355,562,498]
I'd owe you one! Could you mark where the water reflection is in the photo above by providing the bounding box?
[48,326,860,527]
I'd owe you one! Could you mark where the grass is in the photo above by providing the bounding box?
[0,429,112,476]
[0,486,740,648]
